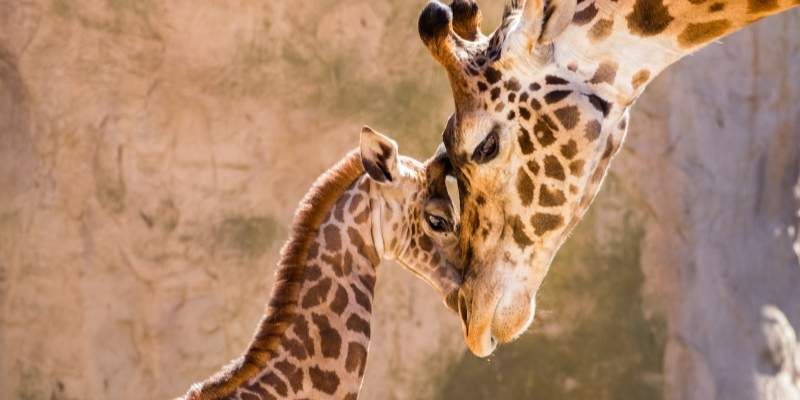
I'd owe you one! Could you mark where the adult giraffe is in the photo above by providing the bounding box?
[417,0,799,356]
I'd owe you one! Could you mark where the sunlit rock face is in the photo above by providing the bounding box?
[0,1,799,400]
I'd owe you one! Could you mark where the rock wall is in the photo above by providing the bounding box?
[1,1,798,400]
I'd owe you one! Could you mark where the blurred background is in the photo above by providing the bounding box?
[1,1,799,399]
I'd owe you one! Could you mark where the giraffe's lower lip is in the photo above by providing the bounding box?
[463,294,502,357]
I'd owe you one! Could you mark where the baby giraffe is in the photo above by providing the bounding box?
[179,127,462,400]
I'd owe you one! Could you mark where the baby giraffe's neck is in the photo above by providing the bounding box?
[185,151,383,400]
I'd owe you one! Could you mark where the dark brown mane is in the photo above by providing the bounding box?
[186,149,365,400]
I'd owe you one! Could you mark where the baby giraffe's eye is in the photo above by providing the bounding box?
[426,213,452,233]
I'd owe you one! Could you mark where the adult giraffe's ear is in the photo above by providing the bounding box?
[521,0,577,44]
[360,126,399,184]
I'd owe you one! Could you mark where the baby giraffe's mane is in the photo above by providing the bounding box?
[188,150,365,400]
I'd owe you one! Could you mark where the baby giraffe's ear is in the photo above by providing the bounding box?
[360,126,399,184]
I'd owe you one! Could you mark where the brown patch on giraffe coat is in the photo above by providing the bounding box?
[309,366,340,395]
[484,67,502,84]
[586,94,611,116]
[519,92,529,103]
[312,313,342,359]
[531,98,542,111]
[539,185,567,207]
[747,0,779,13]
[504,78,521,91]
[353,206,370,225]
[544,90,572,104]
[708,2,725,11]
[602,136,616,159]
[589,18,614,42]
[347,227,379,265]
[567,62,578,72]
[561,140,578,159]
[518,128,535,155]
[585,120,601,141]
[419,234,434,251]
[545,75,569,85]
[477,81,488,92]
[573,3,599,25]
[508,92,516,102]
[528,160,541,176]
[334,193,349,222]
[507,110,516,120]
[519,106,531,120]
[531,213,564,235]
[490,87,501,101]
[351,283,372,312]
[348,193,363,214]
[626,0,674,36]
[260,373,288,397]
[330,285,348,315]
[307,241,320,259]
[323,225,341,251]
[569,160,586,176]
[305,264,322,281]
[345,342,368,376]
[294,315,315,357]
[275,360,304,393]
[345,393,359,400]
[677,20,732,48]
[534,115,558,147]
[510,215,533,248]
[517,168,535,206]
[346,314,370,337]
[631,69,651,90]
[340,251,353,277]
[589,61,618,85]
[554,106,580,129]
[281,336,308,360]
[544,155,566,180]
[321,253,343,276]
[359,274,376,296]
[301,277,332,309]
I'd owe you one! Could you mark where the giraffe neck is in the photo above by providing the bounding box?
[186,152,383,400]
[550,0,799,102]
[233,174,380,400]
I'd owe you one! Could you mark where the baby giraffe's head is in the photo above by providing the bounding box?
[359,127,462,311]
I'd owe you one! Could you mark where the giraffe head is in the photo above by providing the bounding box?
[360,126,462,311]
[419,0,630,356]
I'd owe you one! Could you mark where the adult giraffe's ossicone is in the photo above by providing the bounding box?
[418,0,799,356]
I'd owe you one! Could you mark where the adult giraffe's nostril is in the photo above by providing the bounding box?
[458,291,470,336]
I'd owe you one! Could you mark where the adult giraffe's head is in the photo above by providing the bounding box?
[419,0,633,356]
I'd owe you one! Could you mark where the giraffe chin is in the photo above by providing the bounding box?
[461,278,537,357]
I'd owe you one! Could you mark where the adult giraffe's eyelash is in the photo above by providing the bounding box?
[472,125,500,164]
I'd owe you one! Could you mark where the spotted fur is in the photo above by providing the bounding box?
[179,131,462,399]
[418,0,797,357]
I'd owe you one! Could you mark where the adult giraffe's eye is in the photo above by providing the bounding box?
[472,127,499,164]
[426,213,451,233]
